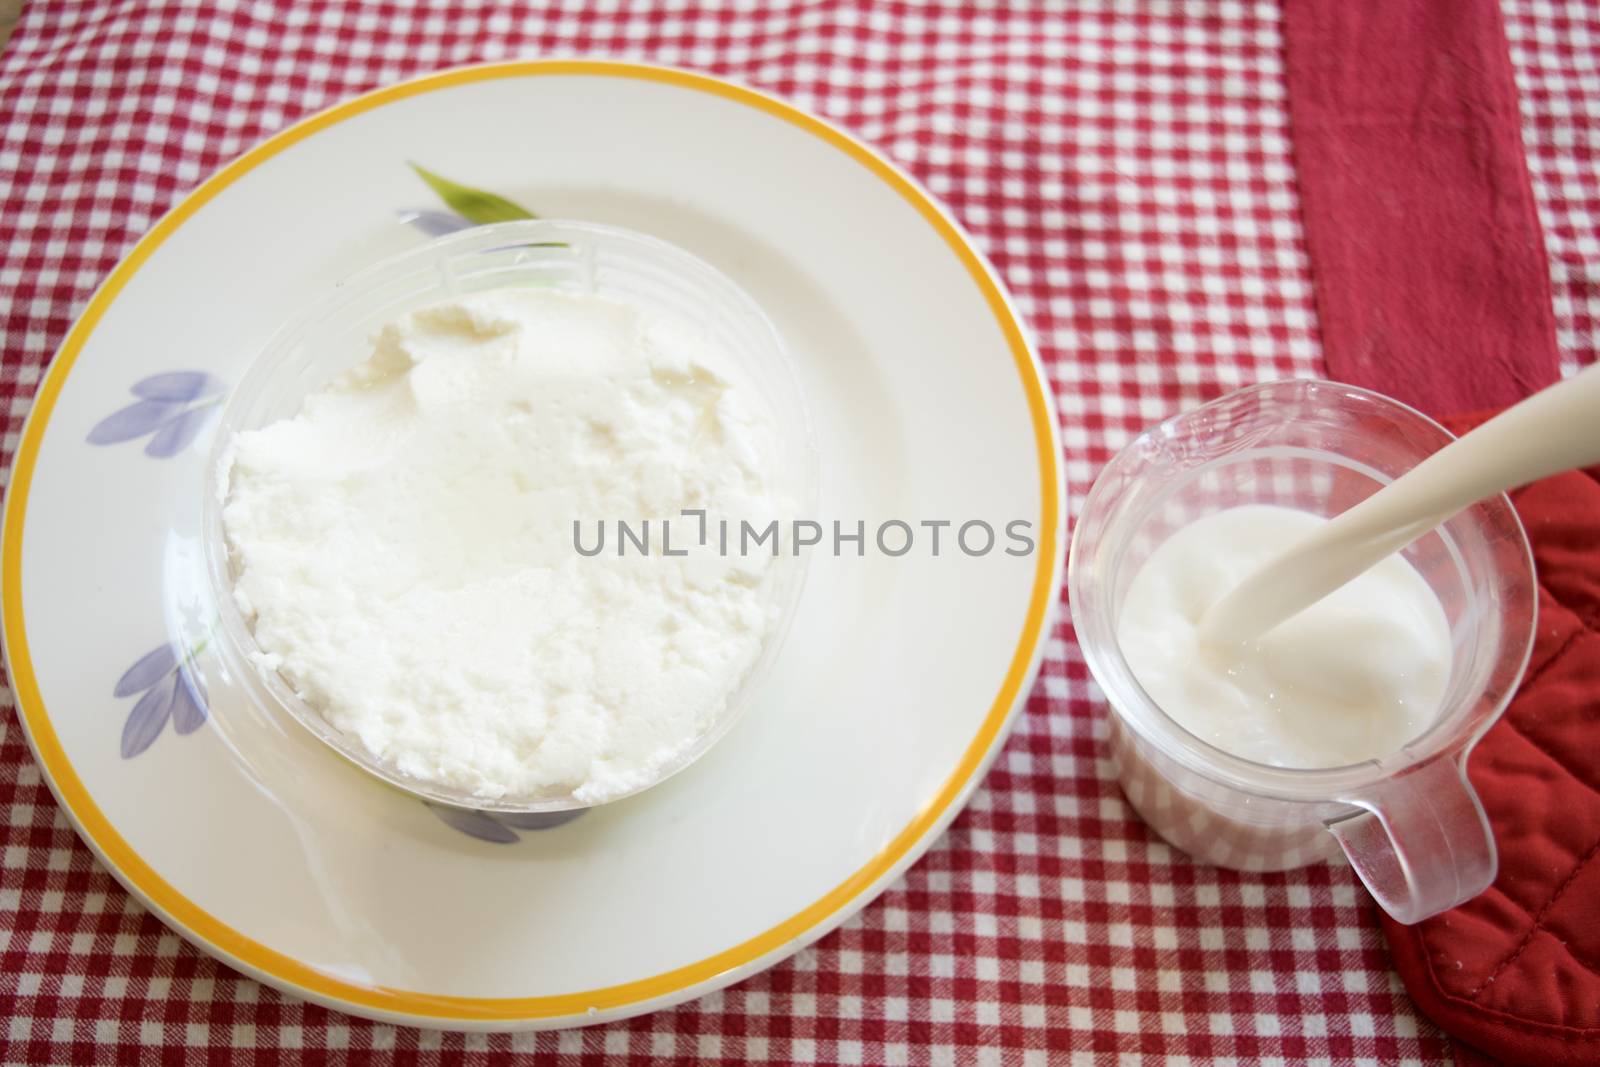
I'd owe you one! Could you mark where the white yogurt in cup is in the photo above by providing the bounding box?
[1117,503,1452,771]
[1068,380,1536,924]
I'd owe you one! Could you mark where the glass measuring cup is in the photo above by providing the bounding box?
[1068,379,1536,924]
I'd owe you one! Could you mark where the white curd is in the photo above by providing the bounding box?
[221,288,783,803]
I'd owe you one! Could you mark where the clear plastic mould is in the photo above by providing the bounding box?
[202,221,817,814]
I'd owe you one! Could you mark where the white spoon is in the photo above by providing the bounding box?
[1199,362,1600,648]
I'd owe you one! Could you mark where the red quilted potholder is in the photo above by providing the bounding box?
[1381,412,1600,1067]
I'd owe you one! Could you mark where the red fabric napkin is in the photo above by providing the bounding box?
[1379,411,1600,1067]
[1283,0,1561,416]
[1283,5,1597,1063]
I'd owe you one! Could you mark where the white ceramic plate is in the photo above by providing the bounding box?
[2,61,1064,1030]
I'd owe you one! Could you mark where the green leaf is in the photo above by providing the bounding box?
[408,163,537,224]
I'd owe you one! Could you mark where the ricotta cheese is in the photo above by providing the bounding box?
[221,288,783,803]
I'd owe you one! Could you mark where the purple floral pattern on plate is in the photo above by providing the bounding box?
[116,642,209,758]
[88,372,224,458]
[396,208,476,237]
[427,802,585,844]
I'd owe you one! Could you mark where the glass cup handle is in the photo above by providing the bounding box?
[1325,753,1497,925]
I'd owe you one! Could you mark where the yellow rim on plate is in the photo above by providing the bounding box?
[1,60,1061,1022]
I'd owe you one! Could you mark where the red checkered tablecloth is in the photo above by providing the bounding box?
[1,2,1596,1063]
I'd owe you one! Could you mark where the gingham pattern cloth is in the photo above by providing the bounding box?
[1,2,1596,1063]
